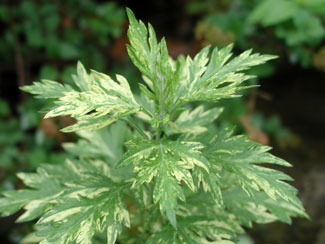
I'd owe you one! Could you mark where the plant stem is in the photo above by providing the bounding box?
[121,117,148,139]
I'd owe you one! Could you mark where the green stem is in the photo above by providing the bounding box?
[156,128,161,140]
[121,117,148,139]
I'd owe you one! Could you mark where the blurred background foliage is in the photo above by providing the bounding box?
[0,0,324,243]
[0,0,126,189]
[189,0,325,69]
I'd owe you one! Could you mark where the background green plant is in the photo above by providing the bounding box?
[0,97,68,191]
[0,0,126,182]
[0,0,125,73]
[188,0,325,69]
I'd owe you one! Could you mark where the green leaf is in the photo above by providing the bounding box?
[23,62,140,132]
[59,42,80,59]
[203,127,303,207]
[147,214,243,244]
[0,158,130,244]
[192,165,223,207]
[37,185,129,244]
[167,105,223,135]
[223,186,308,226]
[248,0,299,26]
[178,44,276,102]
[63,121,130,163]
[21,80,73,99]
[39,65,59,80]
[118,139,210,227]
[126,8,180,116]
[73,61,94,92]
[0,168,63,222]
[116,139,159,169]
[153,156,184,229]
[255,192,309,223]
[299,0,325,14]
[0,98,10,116]
[276,9,325,46]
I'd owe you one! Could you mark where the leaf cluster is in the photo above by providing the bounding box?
[0,8,308,244]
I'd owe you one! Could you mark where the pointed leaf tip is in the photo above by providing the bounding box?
[126,7,136,22]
